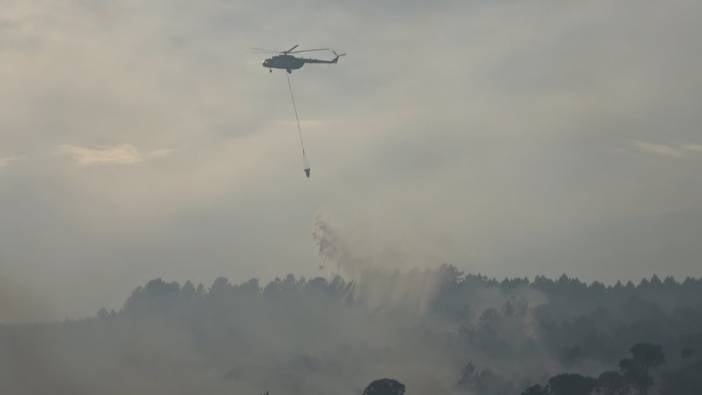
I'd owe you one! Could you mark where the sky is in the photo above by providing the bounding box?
[1,0,701,321]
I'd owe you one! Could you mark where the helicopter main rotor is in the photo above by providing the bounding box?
[251,44,334,56]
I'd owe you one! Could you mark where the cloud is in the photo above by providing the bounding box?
[57,144,143,165]
[632,141,702,158]
[0,156,20,168]
[632,140,684,158]
[2,0,702,321]
[148,148,176,158]
[56,144,173,166]
[682,144,702,153]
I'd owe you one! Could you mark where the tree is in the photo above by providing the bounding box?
[457,363,516,394]
[97,307,109,320]
[521,384,550,395]
[597,371,626,395]
[363,378,406,395]
[681,348,694,360]
[631,343,665,369]
[620,357,653,394]
[209,276,231,298]
[548,373,596,395]
[182,280,196,299]
[660,361,702,395]
[619,343,665,395]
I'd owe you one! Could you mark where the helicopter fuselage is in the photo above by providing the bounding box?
[262,53,341,73]
[263,55,305,73]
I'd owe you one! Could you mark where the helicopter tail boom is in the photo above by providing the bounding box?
[301,51,346,64]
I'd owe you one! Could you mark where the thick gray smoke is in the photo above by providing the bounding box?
[313,216,447,314]
[3,260,702,394]
[0,219,564,395]
[3,218,701,395]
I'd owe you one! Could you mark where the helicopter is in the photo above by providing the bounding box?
[257,45,346,74]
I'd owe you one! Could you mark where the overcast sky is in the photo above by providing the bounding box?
[1,0,701,321]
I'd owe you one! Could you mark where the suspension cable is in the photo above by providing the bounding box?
[286,73,310,177]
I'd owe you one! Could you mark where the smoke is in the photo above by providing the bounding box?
[0,274,52,323]
[313,215,445,314]
[309,214,567,390]
[0,214,570,395]
[3,263,700,394]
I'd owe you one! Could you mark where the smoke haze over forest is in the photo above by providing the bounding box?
[2,0,702,321]
[2,0,702,393]
[3,261,702,394]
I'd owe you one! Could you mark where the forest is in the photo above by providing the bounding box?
[1,265,702,394]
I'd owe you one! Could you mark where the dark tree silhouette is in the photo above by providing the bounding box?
[631,343,665,369]
[6,267,702,395]
[362,378,406,395]
[597,371,626,395]
[521,384,550,395]
[619,342,664,395]
[681,347,694,360]
[548,373,596,395]
[660,361,702,395]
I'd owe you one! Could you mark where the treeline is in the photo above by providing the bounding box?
[119,266,702,320]
[522,341,702,395]
[112,265,702,394]
[2,265,702,394]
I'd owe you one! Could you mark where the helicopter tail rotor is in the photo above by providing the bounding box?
[331,50,347,62]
